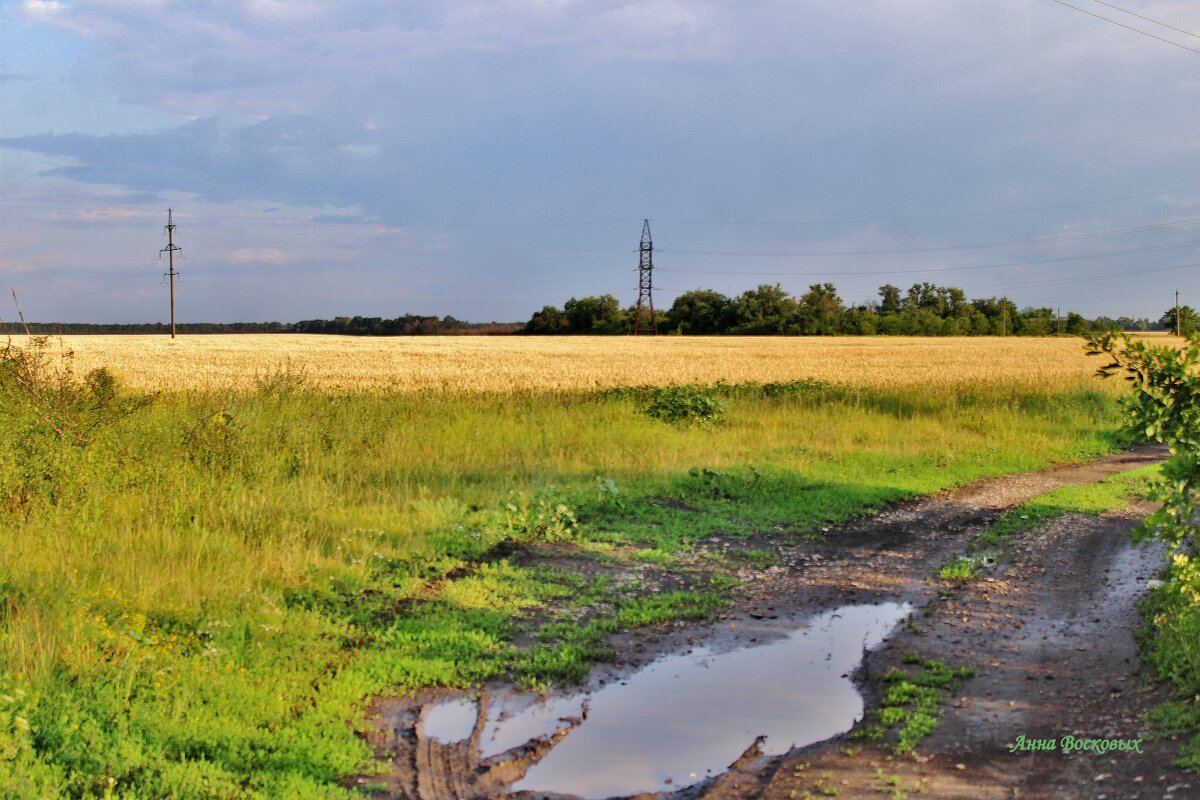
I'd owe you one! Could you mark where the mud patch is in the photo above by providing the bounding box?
[366,603,910,799]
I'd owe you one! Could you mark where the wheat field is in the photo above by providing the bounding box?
[6,334,1163,393]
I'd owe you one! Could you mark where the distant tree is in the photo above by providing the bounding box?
[878,284,902,315]
[906,282,944,314]
[1065,312,1089,336]
[1018,307,1055,337]
[563,295,624,333]
[666,289,735,334]
[796,283,844,335]
[940,286,970,318]
[968,310,991,336]
[731,284,796,334]
[841,306,877,335]
[1161,306,1200,336]
[522,305,569,334]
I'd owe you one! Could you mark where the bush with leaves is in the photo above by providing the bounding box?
[1089,332,1200,768]
[644,385,726,427]
[0,336,147,515]
[1087,331,1200,568]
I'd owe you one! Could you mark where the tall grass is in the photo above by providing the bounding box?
[0,339,1126,798]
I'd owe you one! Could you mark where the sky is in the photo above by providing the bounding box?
[3,1,1200,324]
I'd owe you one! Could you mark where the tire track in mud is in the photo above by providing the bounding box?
[355,446,1178,800]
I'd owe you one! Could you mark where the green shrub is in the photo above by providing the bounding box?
[644,385,726,427]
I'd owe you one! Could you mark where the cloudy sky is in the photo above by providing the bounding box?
[3,0,1200,324]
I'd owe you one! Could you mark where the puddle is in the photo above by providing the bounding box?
[506,602,910,797]
[422,696,480,743]
[389,602,911,798]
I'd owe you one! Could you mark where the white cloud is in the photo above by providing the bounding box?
[8,1,1200,322]
[230,248,287,263]
[20,0,63,17]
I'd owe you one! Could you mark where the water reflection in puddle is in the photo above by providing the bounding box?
[422,696,480,744]
[414,602,911,798]
[508,602,909,797]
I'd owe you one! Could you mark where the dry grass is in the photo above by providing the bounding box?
[4,334,1162,393]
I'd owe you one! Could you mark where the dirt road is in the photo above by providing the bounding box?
[363,447,1194,800]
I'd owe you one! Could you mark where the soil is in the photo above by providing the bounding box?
[358,446,1194,800]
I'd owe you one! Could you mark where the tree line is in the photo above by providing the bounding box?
[522,282,1167,336]
[10,284,1187,337]
[10,316,521,336]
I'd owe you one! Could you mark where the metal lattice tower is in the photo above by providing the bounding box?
[633,219,657,334]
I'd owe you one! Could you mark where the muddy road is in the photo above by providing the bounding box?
[358,447,1192,800]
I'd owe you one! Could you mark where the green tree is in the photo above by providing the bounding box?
[522,305,569,334]
[666,289,735,334]
[563,295,625,333]
[796,283,844,335]
[731,284,796,334]
[1065,312,1089,336]
[1018,307,1055,337]
[1088,332,1200,592]
[1161,306,1200,336]
[878,284,902,315]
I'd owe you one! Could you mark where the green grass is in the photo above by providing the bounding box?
[850,654,975,755]
[942,465,1160,578]
[1138,578,1200,770]
[0,341,1129,798]
[937,556,980,583]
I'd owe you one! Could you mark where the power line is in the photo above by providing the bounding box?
[1083,0,1200,42]
[1048,0,1200,56]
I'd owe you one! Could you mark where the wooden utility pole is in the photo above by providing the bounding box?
[160,209,182,339]
[1176,290,1182,338]
[1001,297,1007,337]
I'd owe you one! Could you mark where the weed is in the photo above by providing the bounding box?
[502,491,580,543]
[644,385,726,427]
[851,654,974,755]
[937,556,979,583]
[0,365,1126,795]
[731,548,778,568]
[253,358,310,398]
[594,476,623,508]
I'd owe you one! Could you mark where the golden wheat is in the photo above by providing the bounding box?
[6,334,1147,393]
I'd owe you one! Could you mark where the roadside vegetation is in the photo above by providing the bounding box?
[849,654,975,756]
[0,336,1130,798]
[937,466,1159,583]
[1089,332,1200,770]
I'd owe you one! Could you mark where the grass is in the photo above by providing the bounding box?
[1138,577,1200,770]
[0,337,1132,798]
[849,654,975,755]
[937,465,1159,582]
